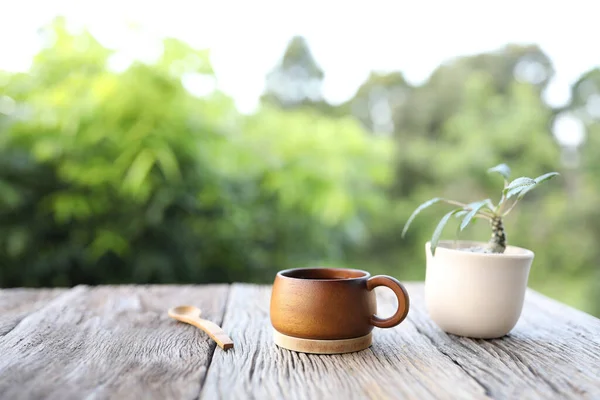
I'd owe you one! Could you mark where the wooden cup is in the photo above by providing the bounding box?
[270,267,410,353]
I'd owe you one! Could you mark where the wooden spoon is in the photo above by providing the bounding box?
[168,305,234,350]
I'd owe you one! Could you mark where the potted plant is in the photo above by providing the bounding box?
[402,164,559,338]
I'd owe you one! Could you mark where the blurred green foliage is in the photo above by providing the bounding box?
[0,20,392,286]
[1,20,598,316]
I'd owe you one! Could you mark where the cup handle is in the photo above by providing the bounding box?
[366,275,410,328]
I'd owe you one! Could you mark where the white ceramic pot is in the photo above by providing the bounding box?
[425,240,534,339]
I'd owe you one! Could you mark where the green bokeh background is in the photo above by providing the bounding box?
[1,20,598,316]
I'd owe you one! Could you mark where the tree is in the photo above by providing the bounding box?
[462,44,554,92]
[0,20,394,287]
[261,36,325,109]
[355,72,567,315]
[346,72,411,135]
[392,45,554,140]
[568,68,600,124]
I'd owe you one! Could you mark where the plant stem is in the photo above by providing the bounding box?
[496,192,507,214]
[440,199,494,218]
[502,199,520,217]
[488,216,506,253]
[495,179,509,214]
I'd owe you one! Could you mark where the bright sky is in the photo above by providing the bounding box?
[1,0,598,116]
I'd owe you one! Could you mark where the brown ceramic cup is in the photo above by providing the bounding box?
[270,267,410,340]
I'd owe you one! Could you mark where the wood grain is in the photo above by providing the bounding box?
[201,283,600,400]
[1,284,598,400]
[201,283,489,400]
[407,287,600,399]
[0,285,229,400]
[0,288,66,336]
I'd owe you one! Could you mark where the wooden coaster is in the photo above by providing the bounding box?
[273,330,372,354]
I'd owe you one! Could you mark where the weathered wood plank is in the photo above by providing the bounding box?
[202,283,600,400]
[0,285,230,400]
[1,283,598,400]
[0,288,66,336]
[200,283,491,400]
[406,287,600,399]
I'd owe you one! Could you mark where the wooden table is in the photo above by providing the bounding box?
[1,284,599,400]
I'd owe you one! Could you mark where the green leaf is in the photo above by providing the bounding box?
[122,149,156,195]
[488,163,511,180]
[505,177,535,191]
[431,209,462,256]
[516,184,536,200]
[401,197,442,238]
[534,172,560,184]
[504,177,536,197]
[153,145,181,182]
[460,200,490,231]
[0,179,21,208]
[454,210,468,218]
[516,172,560,200]
[90,229,130,259]
[506,184,535,199]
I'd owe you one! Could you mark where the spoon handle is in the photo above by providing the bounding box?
[187,317,234,350]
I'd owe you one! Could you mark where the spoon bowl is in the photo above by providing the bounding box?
[169,305,202,319]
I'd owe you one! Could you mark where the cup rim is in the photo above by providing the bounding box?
[276,267,371,282]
